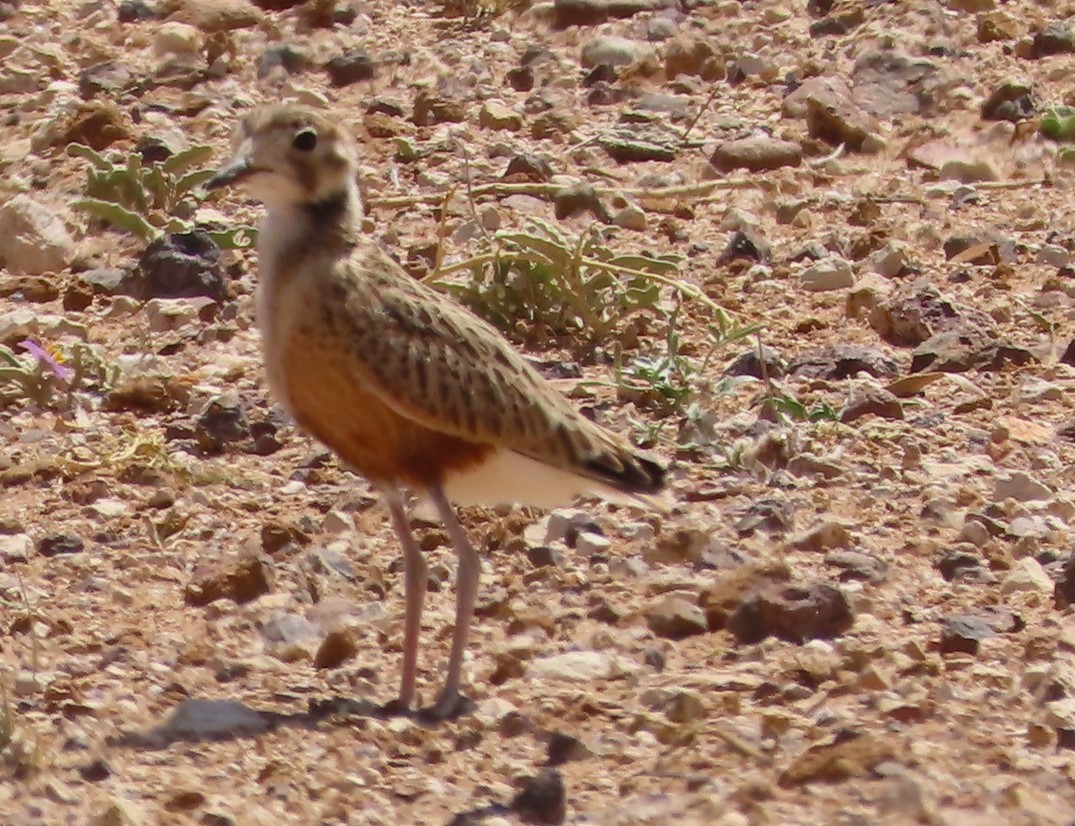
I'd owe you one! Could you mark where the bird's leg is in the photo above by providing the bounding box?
[425,484,480,720]
[382,487,427,713]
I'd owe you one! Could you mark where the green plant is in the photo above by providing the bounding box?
[0,340,121,409]
[1041,106,1075,143]
[433,218,687,342]
[763,392,839,424]
[68,143,255,249]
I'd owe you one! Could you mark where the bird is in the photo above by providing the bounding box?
[207,103,666,720]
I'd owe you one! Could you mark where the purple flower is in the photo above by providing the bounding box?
[20,340,73,384]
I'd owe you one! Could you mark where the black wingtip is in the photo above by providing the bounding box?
[584,451,666,495]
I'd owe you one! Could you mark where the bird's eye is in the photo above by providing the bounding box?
[292,129,318,152]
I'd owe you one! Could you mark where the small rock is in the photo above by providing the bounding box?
[38,534,84,557]
[736,499,795,536]
[981,80,1035,122]
[530,651,614,682]
[413,87,466,125]
[261,612,319,660]
[503,153,554,182]
[118,0,156,22]
[710,136,802,173]
[790,521,852,553]
[184,554,273,606]
[314,629,357,669]
[325,49,375,86]
[800,257,855,292]
[580,35,651,68]
[553,182,610,222]
[995,472,1053,503]
[0,534,32,562]
[153,22,202,57]
[805,86,885,152]
[1001,558,1053,595]
[939,614,995,655]
[1032,22,1075,58]
[612,203,646,231]
[825,550,888,583]
[840,387,903,423]
[647,595,708,640]
[136,232,226,301]
[479,100,523,131]
[664,33,723,80]
[728,582,854,644]
[512,767,566,826]
[164,698,270,738]
[145,297,216,332]
[195,393,250,453]
[78,61,133,99]
[258,44,308,79]
[1055,554,1075,609]
[779,730,897,787]
[546,731,592,765]
[725,345,785,379]
[0,195,76,275]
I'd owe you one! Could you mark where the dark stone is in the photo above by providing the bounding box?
[325,49,375,86]
[1055,553,1075,609]
[840,388,903,423]
[195,393,250,453]
[258,44,309,79]
[136,232,226,302]
[504,153,554,182]
[39,534,85,557]
[939,614,995,655]
[507,65,535,92]
[546,732,591,766]
[787,344,899,380]
[511,767,566,825]
[981,81,1036,122]
[724,345,786,379]
[553,182,611,222]
[910,329,1035,374]
[728,582,854,644]
[526,546,559,568]
[118,0,156,22]
[718,227,771,264]
[936,549,986,582]
[1033,23,1075,58]
[78,758,112,782]
[582,64,617,87]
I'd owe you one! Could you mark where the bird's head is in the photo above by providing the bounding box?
[207,104,358,209]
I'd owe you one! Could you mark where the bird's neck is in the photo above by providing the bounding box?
[259,178,363,269]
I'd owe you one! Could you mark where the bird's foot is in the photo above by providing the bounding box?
[379,696,415,718]
[417,690,475,724]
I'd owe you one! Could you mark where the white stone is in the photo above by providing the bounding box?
[576,531,612,555]
[1000,558,1053,595]
[580,36,653,68]
[800,257,854,292]
[0,195,75,275]
[0,534,32,562]
[530,650,614,681]
[144,297,214,332]
[153,22,202,58]
[995,472,1053,503]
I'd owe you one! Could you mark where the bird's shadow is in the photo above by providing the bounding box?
[109,694,475,751]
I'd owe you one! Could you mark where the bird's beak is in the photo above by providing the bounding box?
[206,155,255,190]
